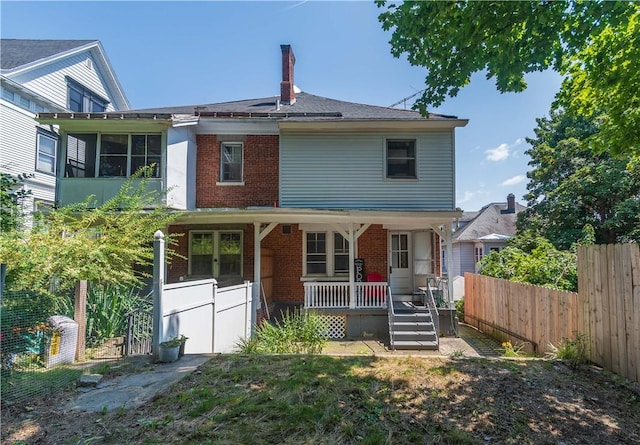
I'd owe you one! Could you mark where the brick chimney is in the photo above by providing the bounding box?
[507,193,515,212]
[280,44,296,105]
[501,193,516,214]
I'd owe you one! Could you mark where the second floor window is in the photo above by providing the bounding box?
[36,131,57,174]
[386,139,416,179]
[220,143,243,182]
[68,79,108,112]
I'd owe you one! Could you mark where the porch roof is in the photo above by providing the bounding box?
[172,207,461,228]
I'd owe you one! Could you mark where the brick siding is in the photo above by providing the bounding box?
[196,134,279,208]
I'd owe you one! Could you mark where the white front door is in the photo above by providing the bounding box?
[389,232,412,295]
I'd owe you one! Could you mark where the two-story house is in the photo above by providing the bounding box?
[0,39,129,219]
[39,45,467,346]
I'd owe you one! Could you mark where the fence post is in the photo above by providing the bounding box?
[245,280,252,340]
[212,279,217,353]
[74,280,88,361]
[152,230,165,363]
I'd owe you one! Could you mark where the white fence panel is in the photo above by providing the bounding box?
[213,282,253,353]
[162,279,216,354]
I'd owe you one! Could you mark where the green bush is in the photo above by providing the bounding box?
[238,309,328,354]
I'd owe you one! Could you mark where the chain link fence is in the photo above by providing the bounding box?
[1,268,152,408]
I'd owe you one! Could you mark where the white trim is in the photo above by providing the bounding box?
[36,130,58,175]
[216,181,245,186]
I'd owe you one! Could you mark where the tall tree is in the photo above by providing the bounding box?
[376,0,634,110]
[520,109,640,249]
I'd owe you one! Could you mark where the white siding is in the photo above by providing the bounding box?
[0,100,56,204]
[166,127,197,210]
[8,51,118,111]
[280,132,455,210]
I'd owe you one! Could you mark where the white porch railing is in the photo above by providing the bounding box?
[304,282,388,309]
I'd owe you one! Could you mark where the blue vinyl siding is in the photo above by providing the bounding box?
[279,132,455,210]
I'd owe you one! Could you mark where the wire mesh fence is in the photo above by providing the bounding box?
[1,275,153,408]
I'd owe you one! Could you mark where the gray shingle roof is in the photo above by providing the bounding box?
[453,201,526,242]
[127,92,460,121]
[1,39,97,70]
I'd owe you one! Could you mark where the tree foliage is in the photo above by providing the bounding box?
[478,231,578,291]
[558,9,640,155]
[520,109,640,250]
[376,1,633,110]
[0,168,180,295]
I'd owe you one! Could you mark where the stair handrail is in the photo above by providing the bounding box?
[424,285,440,317]
[387,287,395,351]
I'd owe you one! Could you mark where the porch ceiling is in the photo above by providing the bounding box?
[172,207,461,228]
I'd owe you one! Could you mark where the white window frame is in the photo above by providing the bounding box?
[188,230,243,278]
[302,230,350,278]
[385,138,417,180]
[218,142,244,184]
[36,130,57,175]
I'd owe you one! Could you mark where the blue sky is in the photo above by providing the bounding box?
[1,1,563,211]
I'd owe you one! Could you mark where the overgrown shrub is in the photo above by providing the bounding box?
[238,309,328,354]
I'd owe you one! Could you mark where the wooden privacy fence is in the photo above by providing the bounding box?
[578,244,639,383]
[465,243,640,383]
[464,274,581,355]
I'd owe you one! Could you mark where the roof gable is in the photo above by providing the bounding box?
[1,39,129,111]
[453,201,526,242]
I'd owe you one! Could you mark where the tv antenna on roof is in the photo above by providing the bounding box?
[389,89,425,109]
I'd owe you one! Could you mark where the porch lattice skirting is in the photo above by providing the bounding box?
[320,315,346,339]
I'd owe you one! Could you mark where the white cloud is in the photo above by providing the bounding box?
[485,138,524,162]
[457,191,475,204]
[500,175,526,186]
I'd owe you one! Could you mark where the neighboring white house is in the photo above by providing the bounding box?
[0,39,129,219]
[444,193,526,298]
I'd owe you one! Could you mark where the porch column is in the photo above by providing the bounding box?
[348,223,356,309]
[445,223,454,308]
[253,222,277,331]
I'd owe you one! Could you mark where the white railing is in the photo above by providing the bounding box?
[304,282,388,309]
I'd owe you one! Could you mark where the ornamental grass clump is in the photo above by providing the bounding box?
[238,308,328,354]
[547,333,589,369]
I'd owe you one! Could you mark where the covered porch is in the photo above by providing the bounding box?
[172,207,460,320]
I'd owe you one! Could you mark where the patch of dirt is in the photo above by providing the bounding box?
[2,356,640,444]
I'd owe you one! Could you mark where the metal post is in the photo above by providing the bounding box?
[152,230,165,363]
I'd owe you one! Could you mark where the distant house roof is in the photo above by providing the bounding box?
[453,200,526,243]
[1,39,97,70]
